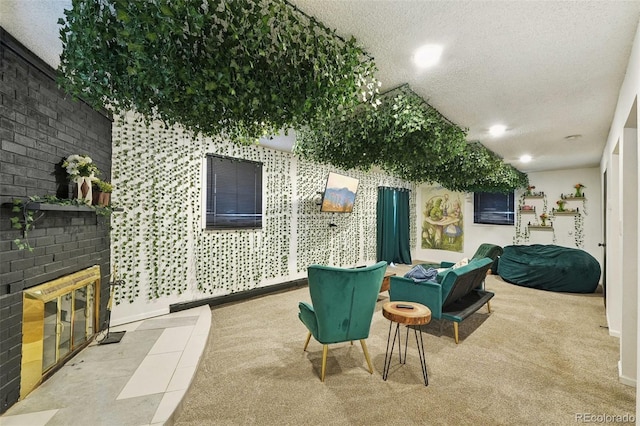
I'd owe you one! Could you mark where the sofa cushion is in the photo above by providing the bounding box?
[439,257,493,303]
[441,290,494,323]
[451,257,469,269]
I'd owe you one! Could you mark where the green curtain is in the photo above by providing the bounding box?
[376,187,412,264]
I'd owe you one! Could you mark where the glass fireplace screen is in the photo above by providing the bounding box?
[21,265,101,399]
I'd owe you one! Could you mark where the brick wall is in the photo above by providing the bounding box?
[0,28,112,414]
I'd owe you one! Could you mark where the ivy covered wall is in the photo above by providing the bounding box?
[110,114,414,324]
[295,162,416,272]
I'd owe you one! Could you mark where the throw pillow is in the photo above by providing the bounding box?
[452,257,469,269]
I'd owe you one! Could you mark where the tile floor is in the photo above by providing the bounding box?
[0,305,211,426]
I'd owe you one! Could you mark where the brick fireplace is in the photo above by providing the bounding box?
[0,28,113,413]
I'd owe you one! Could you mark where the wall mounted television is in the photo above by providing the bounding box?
[320,172,359,213]
[473,191,515,225]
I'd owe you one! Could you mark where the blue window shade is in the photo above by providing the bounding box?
[473,191,514,225]
[206,155,262,229]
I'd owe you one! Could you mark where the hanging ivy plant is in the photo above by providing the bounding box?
[58,0,378,144]
[574,213,585,247]
[296,84,528,192]
[295,85,467,175]
[294,160,414,274]
[59,0,524,192]
[439,142,529,193]
[111,113,296,302]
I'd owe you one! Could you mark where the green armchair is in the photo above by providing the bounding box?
[298,261,387,381]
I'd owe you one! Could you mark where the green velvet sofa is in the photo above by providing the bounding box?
[423,243,503,275]
[389,257,494,343]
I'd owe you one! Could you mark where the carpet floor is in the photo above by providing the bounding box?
[174,266,634,426]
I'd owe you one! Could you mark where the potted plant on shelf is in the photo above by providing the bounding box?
[525,185,535,196]
[92,180,113,207]
[62,154,100,204]
[539,212,549,226]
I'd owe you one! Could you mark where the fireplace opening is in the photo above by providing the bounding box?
[20,265,101,399]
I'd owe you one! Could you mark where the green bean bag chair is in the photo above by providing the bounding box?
[497,244,600,293]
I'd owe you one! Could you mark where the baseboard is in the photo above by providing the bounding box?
[618,361,637,387]
[169,278,308,312]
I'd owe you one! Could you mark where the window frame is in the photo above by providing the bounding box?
[205,154,263,230]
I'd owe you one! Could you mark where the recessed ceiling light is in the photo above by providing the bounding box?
[489,125,507,137]
[564,134,582,140]
[520,155,532,163]
[413,44,443,68]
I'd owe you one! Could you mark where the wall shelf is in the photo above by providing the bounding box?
[25,202,95,212]
[21,202,122,213]
[3,202,121,215]
[516,186,586,247]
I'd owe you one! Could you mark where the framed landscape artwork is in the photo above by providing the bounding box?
[320,172,359,213]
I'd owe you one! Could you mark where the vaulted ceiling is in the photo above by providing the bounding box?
[2,1,640,173]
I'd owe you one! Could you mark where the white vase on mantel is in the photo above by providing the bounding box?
[76,176,93,205]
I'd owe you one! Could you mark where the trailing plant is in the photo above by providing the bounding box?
[111,114,292,302]
[296,85,465,174]
[574,213,585,248]
[10,198,43,251]
[440,142,529,193]
[296,85,528,192]
[110,113,413,303]
[514,191,537,244]
[58,0,378,144]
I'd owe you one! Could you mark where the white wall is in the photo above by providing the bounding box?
[620,127,638,386]
[606,151,622,337]
[599,17,640,406]
[414,167,603,269]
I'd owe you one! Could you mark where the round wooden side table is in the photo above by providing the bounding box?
[382,301,432,386]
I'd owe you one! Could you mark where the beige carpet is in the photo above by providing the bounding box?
[174,265,634,426]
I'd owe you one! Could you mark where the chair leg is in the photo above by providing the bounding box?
[321,345,328,382]
[303,332,312,351]
[360,339,374,374]
[453,322,459,344]
[486,300,492,313]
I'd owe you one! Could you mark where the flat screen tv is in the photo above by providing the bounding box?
[320,172,359,213]
[473,191,515,225]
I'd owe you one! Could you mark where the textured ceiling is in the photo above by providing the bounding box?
[289,1,640,172]
[2,1,639,172]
